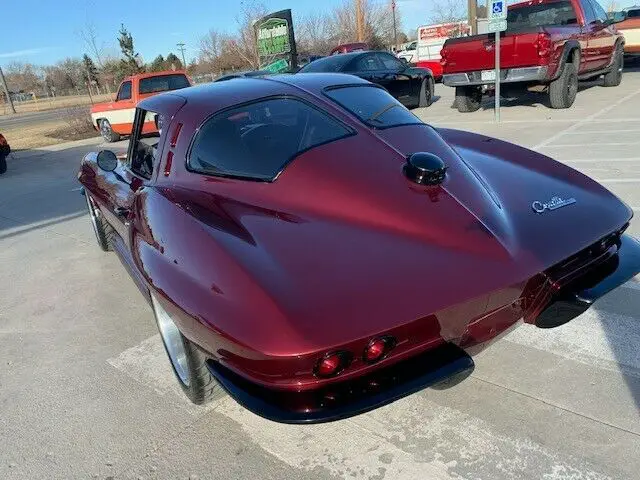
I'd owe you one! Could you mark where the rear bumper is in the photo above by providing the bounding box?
[206,342,474,424]
[535,234,640,328]
[443,66,548,87]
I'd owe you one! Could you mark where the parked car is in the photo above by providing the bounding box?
[615,6,640,59]
[298,51,435,108]
[330,42,369,55]
[214,70,271,82]
[397,41,418,63]
[78,74,640,423]
[91,70,191,142]
[0,133,9,175]
[442,0,626,112]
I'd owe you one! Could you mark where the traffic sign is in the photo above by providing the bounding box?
[263,58,289,73]
[487,18,507,33]
[488,0,507,19]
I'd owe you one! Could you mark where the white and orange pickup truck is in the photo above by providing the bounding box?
[91,70,191,142]
[617,7,640,59]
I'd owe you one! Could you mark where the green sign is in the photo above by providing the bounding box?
[263,58,289,73]
[257,18,291,56]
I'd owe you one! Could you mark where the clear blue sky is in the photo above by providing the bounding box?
[0,0,632,67]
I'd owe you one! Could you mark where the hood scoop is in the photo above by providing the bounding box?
[404,152,447,186]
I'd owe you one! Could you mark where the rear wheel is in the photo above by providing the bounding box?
[0,154,6,175]
[549,62,578,109]
[455,86,482,112]
[100,119,121,143]
[85,194,114,252]
[603,45,623,87]
[151,293,225,405]
[418,76,434,107]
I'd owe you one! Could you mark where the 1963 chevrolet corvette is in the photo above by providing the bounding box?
[78,73,640,423]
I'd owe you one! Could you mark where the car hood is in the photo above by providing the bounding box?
[172,125,631,352]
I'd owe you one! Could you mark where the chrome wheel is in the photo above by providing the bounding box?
[100,120,112,141]
[152,294,190,386]
[86,194,101,240]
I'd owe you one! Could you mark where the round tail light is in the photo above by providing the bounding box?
[314,351,351,378]
[363,336,396,363]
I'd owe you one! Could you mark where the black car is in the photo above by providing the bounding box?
[297,51,434,108]
[214,70,271,82]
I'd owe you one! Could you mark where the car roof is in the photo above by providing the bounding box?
[123,70,188,82]
[138,73,370,115]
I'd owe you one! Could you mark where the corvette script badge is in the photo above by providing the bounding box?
[532,196,576,214]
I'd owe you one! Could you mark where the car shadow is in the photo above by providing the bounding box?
[0,145,100,235]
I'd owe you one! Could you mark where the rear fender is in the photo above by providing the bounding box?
[550,41,581,80]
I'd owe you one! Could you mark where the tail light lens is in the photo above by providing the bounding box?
[314,351,352,378]
[440,48,449,66]
[363,336,396,364]
[0,134,7,146]
[535,33,552,58]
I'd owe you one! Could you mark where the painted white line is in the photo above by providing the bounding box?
[596,178,640,183]
[434,118,640,125]
[622,281,640,291]
[504,308,640,378]
[544,142,640,148]
[563,129,640,135]
[108,335,614,480]
[533,88,640,151]
[560,158,640,164]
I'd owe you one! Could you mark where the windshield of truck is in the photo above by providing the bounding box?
[139,74,190,94]
[507,0,578,29]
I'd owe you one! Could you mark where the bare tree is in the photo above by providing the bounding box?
[431,0,467,24]
[297,11,335,55]
[224,0,267,69]
[77,23,106,68]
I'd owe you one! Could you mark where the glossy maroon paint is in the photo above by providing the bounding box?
[78,74,632,392]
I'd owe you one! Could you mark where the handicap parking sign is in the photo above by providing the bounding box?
[489,0,507,19]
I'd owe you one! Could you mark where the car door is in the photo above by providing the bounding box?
[374,52,416,103]
[108,80,136,135]
[585,0,616,70]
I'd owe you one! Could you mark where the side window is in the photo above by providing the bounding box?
[377,53,404,70]
[188,98,351,181]
[354,54,383,71]
[116,81,132,101]
[590,0,609,22]
[582,0,596,24]
[128,109,162,179]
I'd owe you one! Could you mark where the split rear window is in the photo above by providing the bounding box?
[188,97,352,181]
[139,74,190,94]
[507,1,578,29]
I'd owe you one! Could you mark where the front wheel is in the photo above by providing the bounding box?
[418,76,434,107]
[99,119,121,143]
[603,45,623,87]
[455,86,482,112]
[549,62,578,109]
[151,293,225,405]
[85,194,114,252]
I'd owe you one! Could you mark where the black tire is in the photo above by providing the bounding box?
[99,119,121,143]
[455,86,482,112]
[150,293,225,405]
[418,76,434,107]
[549,62,578,109]
[603,45,623,87]
[85,194,114,252]
[0,154,6,175]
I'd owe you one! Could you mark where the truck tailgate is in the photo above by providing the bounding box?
[443,30,541,74]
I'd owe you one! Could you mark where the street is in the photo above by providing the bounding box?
[0,108,73,130]
[1,71,639,480]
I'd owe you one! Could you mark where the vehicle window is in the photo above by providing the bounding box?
[629,9,640,18]
[298,55,352,72]
[408,42,417,51]
[589,0,609,22]
[139,74,190,94]
[378,53,404,70]
[354,54,382,71]
[582,0,597,24]
[507,1,577,29]
[116,81,132,101]
[188,98,351,181]
[325,85,422,128]
[128,109,161,179]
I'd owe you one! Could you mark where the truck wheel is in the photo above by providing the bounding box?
[85,194,114,252]
[419,77,434,107]
[100,119,121,143]
[0,154,6,175]
[603,45,623,87]
[549,62,578,109]
[151,293,225,405]
[455,86,482,113]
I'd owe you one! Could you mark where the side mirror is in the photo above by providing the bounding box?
[400,57,409,66]
[96,150,118,172]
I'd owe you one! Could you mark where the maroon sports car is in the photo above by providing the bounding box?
[78,73,640,423]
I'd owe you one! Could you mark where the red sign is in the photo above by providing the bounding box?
[418,22,469,41]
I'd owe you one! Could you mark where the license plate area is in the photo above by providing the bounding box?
[481,70,496,82]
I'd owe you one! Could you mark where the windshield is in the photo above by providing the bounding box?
[138,74,190,94]
[324,85,423,128]
[507,0,578,29]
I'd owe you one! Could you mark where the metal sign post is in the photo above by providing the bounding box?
[487,0,507,122]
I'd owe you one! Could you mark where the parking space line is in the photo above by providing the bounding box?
[562,158,640,163]
[563,129,640,135]
[544,142,640,148]
[597,178,640,183]
[533,88,640,151]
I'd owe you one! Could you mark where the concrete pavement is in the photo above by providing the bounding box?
[1,70,639,480]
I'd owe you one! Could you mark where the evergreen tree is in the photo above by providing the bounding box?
[118,24,143,74]
[150,55,166,72]
[165,53,183,70]
[82,54,100,85]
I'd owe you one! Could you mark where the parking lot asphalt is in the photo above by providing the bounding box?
[1,69,640,480]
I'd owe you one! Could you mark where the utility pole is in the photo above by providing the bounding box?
[0,66,16,114]
[391,0,398,49]
[355,0,364,42]
[468,0,478,35]
[177,43,187,69]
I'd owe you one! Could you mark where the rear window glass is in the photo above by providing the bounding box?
[188,97,352,181]
[139,74,190,94]
[298,55,352,73]
[507,0,578,29]
[628,9,640,18]
[325,85,422,129]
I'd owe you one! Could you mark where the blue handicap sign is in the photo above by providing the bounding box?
[493,1,504,15]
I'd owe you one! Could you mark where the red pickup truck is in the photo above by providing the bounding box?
[441,0,625,112]
[91,70,191,142]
